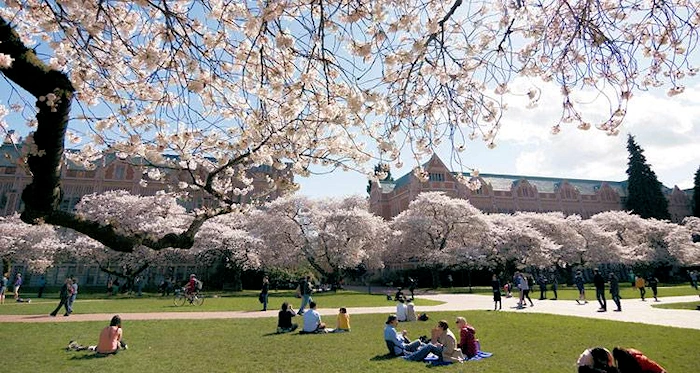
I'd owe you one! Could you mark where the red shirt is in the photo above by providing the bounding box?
[458,325,478,358]
[628,348,666,373]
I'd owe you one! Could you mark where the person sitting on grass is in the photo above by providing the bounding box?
[406,300,417,322]
[612,347,666,373]
[301,301,327,334]
[67,315,127,356]
[333,307,350,332]
[455,317,479,359]
[383,314,423,356]
[396,298,408,321]
[276,302,298,333]
[577,347,618,373]
[404,320,463,363]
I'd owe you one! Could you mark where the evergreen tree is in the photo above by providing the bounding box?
[625,135,670,220]
[366,163,393,194]
[693,166,700,217]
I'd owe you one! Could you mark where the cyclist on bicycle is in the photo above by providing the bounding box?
[185,274,198,299]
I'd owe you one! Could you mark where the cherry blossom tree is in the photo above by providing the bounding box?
[193,212,263,291]
[2,1,699,252]
[0,214,61,273]
[389,192,489,287]
[481,213,557,274]
[248,195,387,285]
[589,211,698,267]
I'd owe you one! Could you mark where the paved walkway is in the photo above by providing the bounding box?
[1,294,698,329]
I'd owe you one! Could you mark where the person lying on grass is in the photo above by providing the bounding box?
[67,315,127,355]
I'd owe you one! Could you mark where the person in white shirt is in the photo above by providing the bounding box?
[396,298,408,321]
[301,301,326,333]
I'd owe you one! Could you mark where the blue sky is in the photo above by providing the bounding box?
[298,80,700,198]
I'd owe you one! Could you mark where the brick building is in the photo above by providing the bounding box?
[1,138,292,287]
[369,154,693,222]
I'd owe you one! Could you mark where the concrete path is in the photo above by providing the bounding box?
[0,294,698,330]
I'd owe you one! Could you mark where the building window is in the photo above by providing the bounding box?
[114,165,126,180]
[428,173,444,182]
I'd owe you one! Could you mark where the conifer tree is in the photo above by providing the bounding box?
[693,166,700,217]
[625,135,670,220]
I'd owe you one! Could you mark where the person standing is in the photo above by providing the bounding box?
[135,276,143,297]
[0,272,8,304]
[446,274,453,288]
[690,270,698,290]
[609,272,622,312]
[298,276,313,315]
[575,271,587,305]
[13,273,22,300]
[537,274,547,300]
[593,268,606,312]
[551,274,558,300]
[491,274,502,311]
[37,275,47,298]
[408,277,417,300]
[66,276,78,315]
[260,275,270,311]
[50,277,73,317]
[635,275,646,301]
[647,275,659,302]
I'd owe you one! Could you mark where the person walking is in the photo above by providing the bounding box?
[260,275,270,311]
[550,274,558,300]
[593,268,606,312]
[518,273,534,307]
[690,270,698,290]
[647,275,659,302]
[490,274,501,311]
[408,277,416,300]
[50,277,73,317]
[37,275,46,298]
[635,275,646,301]
[66,276,78,315]
[13,273,22,300]
[575,270,587,305]
[0,272,8,304]
[609,273,622,312]
[297,275,313,315]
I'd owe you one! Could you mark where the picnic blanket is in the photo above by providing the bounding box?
[425,351,493,366]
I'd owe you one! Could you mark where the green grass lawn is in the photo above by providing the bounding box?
[0,290,442,315]
[652,301,700,310]
[0,311,698,373]
[439,284,700,300]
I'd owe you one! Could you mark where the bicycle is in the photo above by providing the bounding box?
[173,288,204,306]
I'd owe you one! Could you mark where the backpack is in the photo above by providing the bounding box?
[418,313,429,321]
[195,279,203,291]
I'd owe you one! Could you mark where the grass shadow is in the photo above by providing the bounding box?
[68,353,113,360]
[369,353,399,361]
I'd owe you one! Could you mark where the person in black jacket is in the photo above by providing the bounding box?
[50,277,73,317]
[609,273,621,312]
[593,268,606,312]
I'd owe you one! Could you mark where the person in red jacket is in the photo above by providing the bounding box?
[613,347,666,373]
[455,316,479,359]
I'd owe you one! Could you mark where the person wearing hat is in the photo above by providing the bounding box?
[383,314,423,356]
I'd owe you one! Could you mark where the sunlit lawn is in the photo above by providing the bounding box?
[652,300,700,310]
[1,311,698,373]
[0,290,442,315]
[438,284,700,300]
